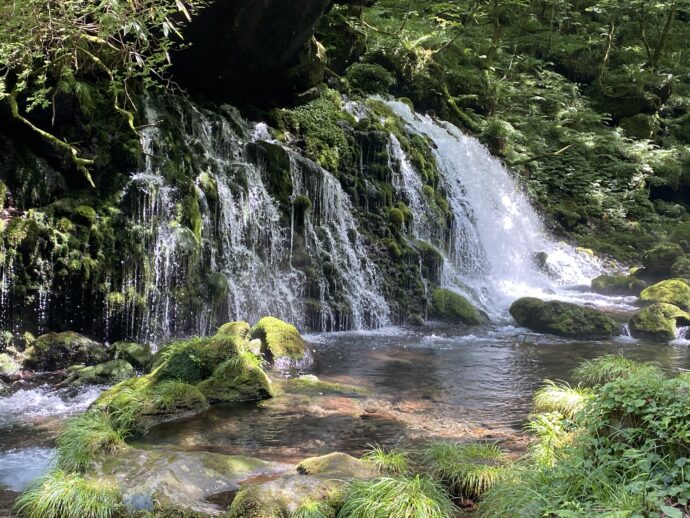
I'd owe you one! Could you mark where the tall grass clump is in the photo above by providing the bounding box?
[292,499,335,518]
[423,441,508,499]
[572,354,662,387]
[337,474,454,518]
[14,470,122,518]
[532,380,592,417]
[363,444,410,475]
[481,359,690,516]
[56,410,127,472]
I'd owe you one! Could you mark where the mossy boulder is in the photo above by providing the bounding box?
[250,317,308,362]
[217,321,252,340]
[112,342,152,370]
[642,243,684,276]
[197,353,274,403]
[629,303,690,342]
[671,256,690,278]
[430,288,485,325]
[591,274,647,296]
[509,297,620,339]
[0,353,21,376]
[227,453,376,518]
[24,331,109,371]
[153,334,243,384]
[640,279,690,311]
[62,359,135,386]
[93,375,210,433]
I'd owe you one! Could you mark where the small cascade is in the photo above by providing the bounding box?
[384,100,604,317]
[674,326,690,344]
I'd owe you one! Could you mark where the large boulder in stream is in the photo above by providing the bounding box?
[23,331,109,371]
[640,279,690,311]
[629,303,690,342]
[430,288,486,325]
[95,448,289,516]
[227,453,379,518]
[591,273,646,296]
[510,297,620,339]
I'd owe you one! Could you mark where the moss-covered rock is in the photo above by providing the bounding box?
[671,256,690,278]
[217,321,251,340]
[346,63,396,95]
[63,359,135,386]
[640,279,690,311]
[591,274,647,296]
[226,453,376,518]
[24,331,109,371]
[197,352,274,403]
[250,317,308,362]
[629,303,690,342]
[642,243,685,276]
[93,375,210,433]
[112,341,152,370]
[509,297,620,339]
[0,353,21,376]
[430,288,485,325]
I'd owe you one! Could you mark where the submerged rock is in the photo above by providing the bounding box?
[629,303,690,342]
[95,448,288,516]
[591,273,646,296]
[640,279,690,311]
[642,243,684,276]
[112,341,152,370]
[251,316,308,362]
[227,453,378,518]
[509,297,620,339]
[62,359,135,386]
[23,332,108,371]
[430,288,485,325]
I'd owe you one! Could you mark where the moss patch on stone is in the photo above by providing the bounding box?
[63,359,135,386]
[629,303,690,342]
[591,274,646,296]
[197,352,274,403]
[510,297,620,339]
[642,243,685,276]
[24,331,108,371]
[112,342,151,370]
[640,279,690,311]
[430,288,485,325]
[250,317,308,361]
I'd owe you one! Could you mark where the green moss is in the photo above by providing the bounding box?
[0,352,21,375]
[388,207,405,228]
[671,256,690,278]
[346,63,396,95]
[382,238,402,258]
[73,205,97,226]
[629,303,690,341]
[112,341,151,370]
[217,321,251,340]
[591,274,646,296]
[154,334,241,383]
[430,288,485,325]
[63,359,135,386]
[225,484,282,518]
[24,332,108,371]
[196,352,273,403]
[640,279,690,311]
[293,195,313,212]
[509,297,620,339]
[642,243,684,275]
[250,316,307,361]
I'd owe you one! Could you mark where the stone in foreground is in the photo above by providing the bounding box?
[629,303,690,342]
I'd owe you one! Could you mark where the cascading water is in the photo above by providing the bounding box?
[384,99,611,317]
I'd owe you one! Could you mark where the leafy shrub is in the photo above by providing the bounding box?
[346,63,396,95]
[363,445,410,475]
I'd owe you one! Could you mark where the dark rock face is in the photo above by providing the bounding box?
[174,0,332,102]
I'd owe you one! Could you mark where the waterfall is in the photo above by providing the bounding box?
[384,100,604,317]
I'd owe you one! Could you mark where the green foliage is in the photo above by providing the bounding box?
[346,63,396,95]
[56,411,127,473]
[338,474,454,518]
[532,380,593,417]
[14,470,122,518]
[481,359,690,516]
[363,445,410,475]
[572,354,663,387]
[422,441,508,499]
[292,500,335,518]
